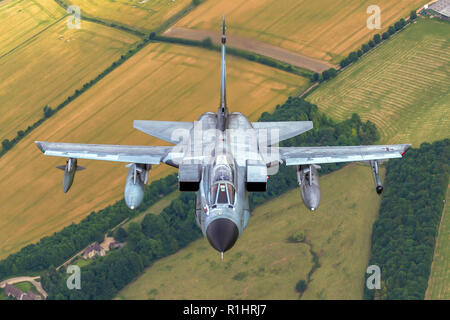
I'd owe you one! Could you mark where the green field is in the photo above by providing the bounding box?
[307,18,450,147]
[0,0,65,56]
[66,0,192,32]
[176,0,425,63]
[0,17,140,142]
[117,164,382,299]
[14,281,33,293]
[0,42,308,259]
[426,186,450,300]
[75,258,93,268]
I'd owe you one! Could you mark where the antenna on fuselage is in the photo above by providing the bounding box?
[217,13,228,131]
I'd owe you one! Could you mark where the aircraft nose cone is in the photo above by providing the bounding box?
[206,218,239,252]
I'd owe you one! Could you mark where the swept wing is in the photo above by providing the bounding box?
[279,144,411,165]
[35,141,173,165]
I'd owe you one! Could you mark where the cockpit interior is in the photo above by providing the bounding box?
[210,161,236,208]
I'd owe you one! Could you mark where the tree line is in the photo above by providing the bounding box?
[0,35,152,158]
[42,192,200,300]
[340,13,416,69]
[364,139,449,299]
[0,174,178,281]
[151,34,313,79]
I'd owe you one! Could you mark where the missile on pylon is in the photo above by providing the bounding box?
[56,158,85,193]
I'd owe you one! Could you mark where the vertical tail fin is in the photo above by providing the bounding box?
[218,13,228,130]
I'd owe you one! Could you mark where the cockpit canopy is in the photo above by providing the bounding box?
[211,182,235,206]
[210,154,236,206]
[213,164,233,183]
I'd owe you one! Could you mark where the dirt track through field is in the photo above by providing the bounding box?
[163,26,336,73]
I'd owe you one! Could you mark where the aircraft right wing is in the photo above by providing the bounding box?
[35,141,173,165]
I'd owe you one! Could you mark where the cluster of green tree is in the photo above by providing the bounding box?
[0,174,178,281]
[249,97,379,209]
[312,68,338,83]
[151,35,313,79]
[82,16,146,37]
[1,121,41,157]
[42,192,200,299]
[0,37,152,158]
[364,139,449,300]
[340,15,411,68]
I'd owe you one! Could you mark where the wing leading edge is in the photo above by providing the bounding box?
[35,141,173,165]
[279,144,411,165]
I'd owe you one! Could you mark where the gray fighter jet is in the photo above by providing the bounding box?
[35,16,410,255]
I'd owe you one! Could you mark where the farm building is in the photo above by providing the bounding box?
[428,0,450,20]
[4,283,42,300]
[83,242,106,259]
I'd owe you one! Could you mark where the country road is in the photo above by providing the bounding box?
[0,276,48,299]
[163,27,336,73]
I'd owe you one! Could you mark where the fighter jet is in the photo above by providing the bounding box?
[35,16,410,255]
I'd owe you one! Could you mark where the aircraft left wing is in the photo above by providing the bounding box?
[35,141,173,164]
[279,144,411,165]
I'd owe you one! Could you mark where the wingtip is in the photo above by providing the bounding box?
[401,144,412,156]
[35,141,45,153]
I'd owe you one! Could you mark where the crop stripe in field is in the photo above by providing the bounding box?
[30,0,61,20]
[52,0,205,37]
[0,0,311,160]
[0,15,67,61]
[307,20,450,145]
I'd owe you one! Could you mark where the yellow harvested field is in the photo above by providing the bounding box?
[176,0,426,63]
[68,0,192,32]
[0,42,308,259]
[117,164,382,300]
[0,19,139,142]
[307,19,450,147]
[0,0,65,56]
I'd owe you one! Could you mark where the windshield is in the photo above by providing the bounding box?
[213,164,233,183]
[211,182,235,205]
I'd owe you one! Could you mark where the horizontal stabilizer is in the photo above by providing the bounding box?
[134,120,193,144]
[252,121,313,146]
